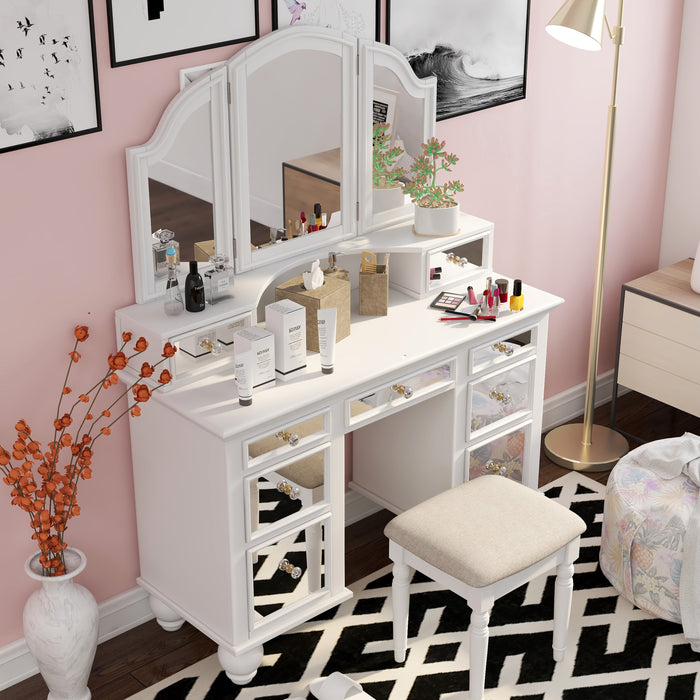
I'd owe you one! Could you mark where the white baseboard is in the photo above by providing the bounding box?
[0,374,615,691]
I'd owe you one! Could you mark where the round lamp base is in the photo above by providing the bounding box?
[544,423,629,472]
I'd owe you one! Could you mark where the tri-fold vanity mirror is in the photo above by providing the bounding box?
[126,27,436,304]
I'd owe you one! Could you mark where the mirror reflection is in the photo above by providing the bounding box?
[246,49,342,248]
[251,519,327,624]
[147,101,216,264]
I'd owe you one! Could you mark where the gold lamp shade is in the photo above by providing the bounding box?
[546,0,605,51]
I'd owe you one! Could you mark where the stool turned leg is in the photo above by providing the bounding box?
[391,560,412,663]
[553,561,575,662]
[469,607,491,700]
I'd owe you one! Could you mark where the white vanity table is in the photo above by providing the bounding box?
[116,27,563,683]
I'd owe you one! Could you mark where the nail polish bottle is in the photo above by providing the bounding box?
[184,261,206,312]
[510,279,524,312]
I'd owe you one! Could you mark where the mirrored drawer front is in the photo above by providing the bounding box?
[466,423,532,483]
[245,446,329,541]
[245,411,330,469]
[347,360,455,427]
[248,514,329,632]
[468,359,533,439]
[470,327,536,375]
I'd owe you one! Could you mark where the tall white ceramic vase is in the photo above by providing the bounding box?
[23,547,99,700]
[691,240,700,294]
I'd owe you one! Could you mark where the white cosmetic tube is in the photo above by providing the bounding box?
[234,349,254,406]
[317,307,337,374]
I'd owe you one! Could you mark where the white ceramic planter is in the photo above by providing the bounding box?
[372,185,405,214]
[23,547,99,700]
[691,239,700,294]
[413,202,460,237]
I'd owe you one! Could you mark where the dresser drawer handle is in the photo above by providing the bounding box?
[275,430,300,446]
[489,389,512,405]
[277,480,300,500]
[391,384,414,399]
[278,558,302,579]
[485,459,515,477]
[492,342,514,356]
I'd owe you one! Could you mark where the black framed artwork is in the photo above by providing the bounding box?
[0,0,101,155]
[272,0,380,41]
[107,0,260,67]
[387,0,530,120]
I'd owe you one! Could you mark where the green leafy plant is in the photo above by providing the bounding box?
[372,122,405,188]
[404,137,464,208]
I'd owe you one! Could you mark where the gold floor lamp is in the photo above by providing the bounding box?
[543,0,630,471]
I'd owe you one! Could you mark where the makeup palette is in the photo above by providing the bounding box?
[430,291,467,312]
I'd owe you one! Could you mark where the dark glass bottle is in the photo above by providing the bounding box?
[184,261,205,312]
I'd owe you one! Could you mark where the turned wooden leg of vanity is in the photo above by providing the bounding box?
[217,644,264,684]
[148,595,185,632]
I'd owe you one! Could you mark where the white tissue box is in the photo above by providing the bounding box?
[233,327,275,388]
[265,299,307,379]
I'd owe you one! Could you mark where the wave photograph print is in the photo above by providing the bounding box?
[387,0,530,120]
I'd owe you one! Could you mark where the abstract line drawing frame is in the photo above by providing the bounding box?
[272,0,380,41]
[387,0,530,121]
[107,0,260,67]
[0,0,101,155]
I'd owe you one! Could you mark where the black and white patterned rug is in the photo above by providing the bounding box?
[128,473,700,699]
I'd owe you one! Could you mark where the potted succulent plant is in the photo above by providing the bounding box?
[404,137,464,237]
[372,122,406,213]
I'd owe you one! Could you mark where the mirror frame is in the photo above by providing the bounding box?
[228,27,358,273]
[358,40,436,234]
[127,66,233,304]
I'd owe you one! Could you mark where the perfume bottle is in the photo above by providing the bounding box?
[152,229,179,278]
[163,247,183,316]
[184,261,205,312]
[204,254,233,305]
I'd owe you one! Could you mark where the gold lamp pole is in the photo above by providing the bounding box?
[543,0,629,471]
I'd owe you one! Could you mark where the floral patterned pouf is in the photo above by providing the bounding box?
[600,456,699,623]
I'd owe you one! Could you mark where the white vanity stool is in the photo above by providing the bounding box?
[384,476,586,700]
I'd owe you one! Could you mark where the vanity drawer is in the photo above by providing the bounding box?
[244,410,330,470]
[247,513,330,634]
[245,446,329,542]
[346,359,455,428]
[465,422,533,484]
[469,326,536,375]
[467,358,534,439]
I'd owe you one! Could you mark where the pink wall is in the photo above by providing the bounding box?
[0,1,682,648]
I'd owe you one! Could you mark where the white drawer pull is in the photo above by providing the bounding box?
[391,384,414,399]
[275,430,299,446]
[278,559,302,579]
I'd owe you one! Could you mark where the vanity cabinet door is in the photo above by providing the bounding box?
[467,358,534,439]
[247,514,330,634]
[465,422,533,484]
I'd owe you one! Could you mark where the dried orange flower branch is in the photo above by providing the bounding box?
[1,325,177,576]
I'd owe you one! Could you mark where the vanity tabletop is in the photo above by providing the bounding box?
[149,279,563,440]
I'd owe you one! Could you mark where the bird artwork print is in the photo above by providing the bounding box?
[284,0,307,25]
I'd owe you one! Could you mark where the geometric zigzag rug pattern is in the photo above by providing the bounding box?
[128,473,700,700]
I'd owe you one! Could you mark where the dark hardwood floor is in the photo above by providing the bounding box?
[4,391,699,699]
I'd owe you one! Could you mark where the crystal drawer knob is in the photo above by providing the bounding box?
[486,459,511,477]
[278,559,302,579]
[489,389,512,404]
[277,480,301,500]
[391,384,414,399]
[492,342,514,356]
[275,430,299,446]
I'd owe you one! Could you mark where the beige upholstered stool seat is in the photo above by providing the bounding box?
[385,476,586,700]
[385,475,586,588]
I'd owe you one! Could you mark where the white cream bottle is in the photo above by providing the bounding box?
[317,308,337,374]
[234,349,254,406]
